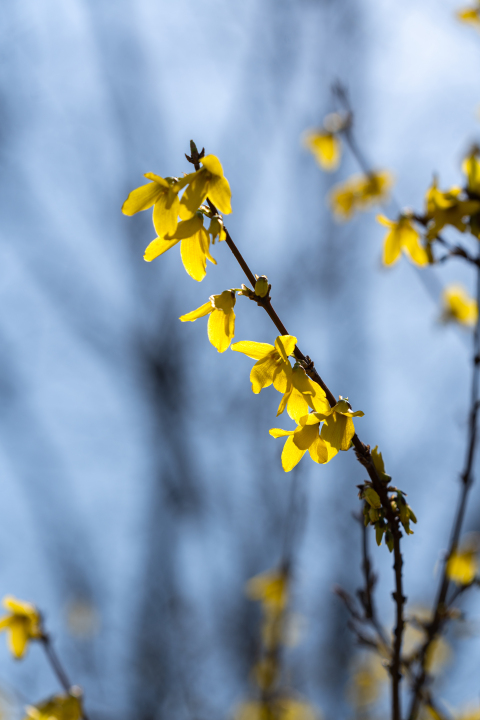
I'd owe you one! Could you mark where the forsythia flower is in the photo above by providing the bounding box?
[180,154,232,218]
[441,284,478,327]
[303,130,341,171]
[376,214,429,266]
[424,179,480,240]
[446,535,479,584]
[330,171,393,220]
[0,596,42,659]
[180,290,236,352]
[24,693,82,720]
[457,3,480,29]
[144,212,216,281]
[276,364,330,422]
[270,398,364,472]
[122,174,189,237]
[246,568,289,612]
[231,335,296,395]
[235,699,317,720]
[462,150,480,195]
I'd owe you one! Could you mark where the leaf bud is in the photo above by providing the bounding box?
[254,275,269,298]
[363,487,381,509]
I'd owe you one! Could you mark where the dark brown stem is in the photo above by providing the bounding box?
[40,634,90,720]
[407,252,480,720]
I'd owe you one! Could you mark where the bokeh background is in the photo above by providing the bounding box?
[0,0,480,718]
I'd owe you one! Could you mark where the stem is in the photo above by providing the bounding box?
[407,253,480,720]
[40,635,91,720]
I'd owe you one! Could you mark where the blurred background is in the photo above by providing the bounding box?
[0,0,480,718]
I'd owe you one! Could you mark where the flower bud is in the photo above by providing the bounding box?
[255,275,269,298]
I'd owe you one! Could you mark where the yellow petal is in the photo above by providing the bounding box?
[180,233,208,282]
[376,214,394,228]
[167,213,203,240]
[274,335,297,362]
[250,354,279,393]
[269,428,294,438]
[208,175,232,214]
[446,550,478,585]
[382,227,402,266]
[281,435,306,472]
[122,181,163,215]
[321,413,354,451]
[293,422,319,450]
[231,341,274,360]
[179,301,212,322]
[180,172,209,218]
[201,154,225,177]
[8,618,29,658]
[304,131,341,171]
[402,227,429,266]
[286,388,310,423]
[143,173,169,187]
[144,237,179,262]
[308,435,329,464]
[207,308,235,352]
[152,192,180,237]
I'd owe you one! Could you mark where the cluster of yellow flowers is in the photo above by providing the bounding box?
[0,596,83,720]
[235,568,318,720]
[123,155,365,472]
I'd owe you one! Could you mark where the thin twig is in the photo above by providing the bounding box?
[406,251,480,720]
[40,634,90,720]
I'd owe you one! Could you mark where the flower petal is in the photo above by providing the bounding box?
[122,181,163,215]
[144,237,179,262]
[180,234,207,282]
[274,335,297,362]
[208,175,232,214]
[250,355,279,393]
[281,435,306,472]
[231,341,274,360]
[201,154,225,176]
[167,213,203,240]
[8,618,29,659]
[293,422,319,450]
[321,413,355,451]
[207,308,235,352]
[152,192,180,237]
[179,302,213,322]
[180,171,209,217]
[308,436,330,464]
[269,428,294,438]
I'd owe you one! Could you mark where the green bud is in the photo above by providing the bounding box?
[363,487,382,509]
[254,275,269,298]
[375,522,386,547]
[385,530,394,553]
[369,507,380,523]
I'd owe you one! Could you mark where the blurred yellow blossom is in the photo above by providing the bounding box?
[231,335,296,394]
[144,212,216,281]
[446,535,480,585]
[403,608,450,674]
[330,171,393,220]
[180,154,231,218]
[24,693,82,720]
[424,180,480,240]
[377,214,429,267]
[122,173,189,237]
[180,290,236,353]
[457,4,480,29]
[303,130,341,171]
[441,285,478,327]
[0,596,42,659]
[347,654,388,708]
[246,568,289,612]
[463,150,480,195]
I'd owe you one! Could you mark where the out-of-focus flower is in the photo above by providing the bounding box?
[246,568,289,613]
[0,597,42,659]
[377,214,429,266]
[330,171,393,220]
[441,285,478,327]
[403,608,450,674]
[24,693,82,720]
[303,130,341,171]
[457,4,480,29]
[347,654,388,709]
[446,534,480,585]
[180,290,236,352]
[424,180,480,240]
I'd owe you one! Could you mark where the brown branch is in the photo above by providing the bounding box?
[187,140,405,720]
[406,252,480,720]
[40,634,90,720]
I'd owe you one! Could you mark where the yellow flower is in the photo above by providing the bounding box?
[330,171,393,220]
[122,174,189,238]
[144,212,216,281]
[246,568,289,612]
[457,4,480,29]
[180,154,232,218]
[377,214,429,266]
[24,693,82,720]
[270,398,364,472]
[275,364,331,422]
[303,130,341,171]
[442,284,478,327]
[424,179,480,240]
[231,335,297,395]
[0,596,42,659]
[446,535,480,584]
[180,290,236,352]
[462,150,480,195]
[236,699,318,720]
